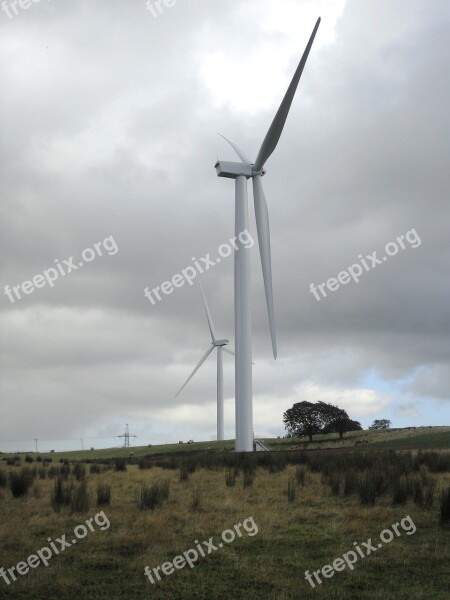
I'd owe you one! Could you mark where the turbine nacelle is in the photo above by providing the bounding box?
[214,339,229,347]
[214,161,266,179]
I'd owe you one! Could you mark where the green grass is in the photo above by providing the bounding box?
[1,427,449,462]
[370,430,450,449]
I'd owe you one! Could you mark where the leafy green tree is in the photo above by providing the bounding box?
[317,402,362,439]
[284,401,363,441]
[283,401,324,441]
[369,419,391,430]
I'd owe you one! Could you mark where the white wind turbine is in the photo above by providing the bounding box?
[175,282,234,440]
[214,18,321,451]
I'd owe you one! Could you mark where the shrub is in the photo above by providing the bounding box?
[97,484,111,506]
[137,480,170,510]
[71,481,89,513]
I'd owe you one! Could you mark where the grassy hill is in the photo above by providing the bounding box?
[2,426,449,462]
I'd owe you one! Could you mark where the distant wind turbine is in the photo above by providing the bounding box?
[175,281,234,440]
[214,17,321,451]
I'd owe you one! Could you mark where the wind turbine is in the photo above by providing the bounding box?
[214,18,321,451]
[175,282,234,440]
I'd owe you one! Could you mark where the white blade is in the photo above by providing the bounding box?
[217,133,252,164]
[198,280,216,343]
[222,347,235,357]
[175,346,215,397]
[253,175,277,359]
[223,347,254,365]
[254,17,321,172]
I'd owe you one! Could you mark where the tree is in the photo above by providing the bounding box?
[317,402,362,439]
[369,419,391,430]
[283,401,325,442]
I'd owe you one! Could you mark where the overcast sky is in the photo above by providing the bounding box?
[1,0,449,452]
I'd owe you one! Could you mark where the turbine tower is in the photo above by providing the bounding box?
[176,281,234,440]
[215,18,321,451]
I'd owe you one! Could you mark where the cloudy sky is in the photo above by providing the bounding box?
[1,0,449,452]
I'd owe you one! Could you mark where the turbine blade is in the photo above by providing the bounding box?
[253,176,277,359]
[198,280,216,343]
[254,17,321,171]
[222,347,235,357]
[175,346,215,397]
[217,132,252,164]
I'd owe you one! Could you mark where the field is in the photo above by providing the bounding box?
[0,428,449,599]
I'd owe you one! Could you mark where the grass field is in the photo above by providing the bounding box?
[1,434,450,599]
[2,426,449,462]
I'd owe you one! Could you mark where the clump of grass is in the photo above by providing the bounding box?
[243,470,254,488]
[357,472,378,506]
[73,462,86,481]
[287,478,296,502]
[328,472,341,496]
[9,468,34,498]
[0,470,7,488]
[38,468,47,480]
[52,476,73,512]
[48,466,59,479]
[71,480,89,513]
[60,460,71,480]
[225,468,236,487]
[391,475,410,505]
[97,483,111,506]
[439,486,450,525]
[114,458,127,472]
[137,480,170,510]
[179,462,189,482]
[191,486,202,510]
[295,466,306,486]
[138,459,153,470]
[90,464,101,474]
[25,455,34,463]
[422,472,436,509]
[343,471,358,496]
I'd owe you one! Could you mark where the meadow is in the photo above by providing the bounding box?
[0,430,449,599]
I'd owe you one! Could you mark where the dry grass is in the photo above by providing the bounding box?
[0,459,449,599]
